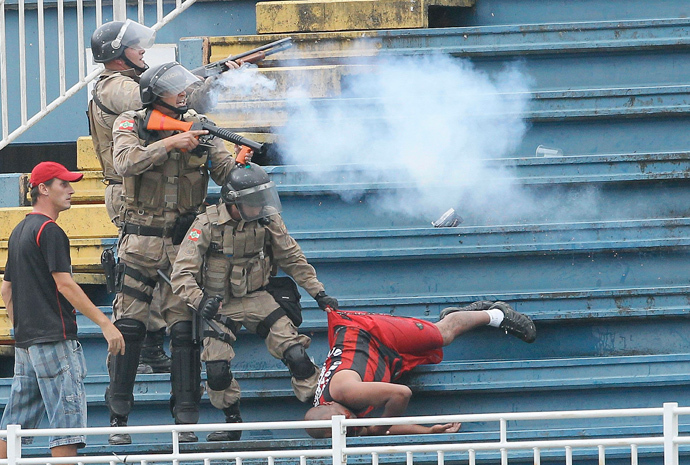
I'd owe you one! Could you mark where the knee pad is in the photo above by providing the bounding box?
[206,360,233,391]
[170,321,194,347]
[282,344,315,380]
[114,318,147,342]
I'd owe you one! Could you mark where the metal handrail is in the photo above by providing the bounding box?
[0,0,198,151]
[0,403,687,465]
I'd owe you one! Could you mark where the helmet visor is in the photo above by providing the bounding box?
[153,65,201,97]
[117,20,156,50]
[235,182,283,222]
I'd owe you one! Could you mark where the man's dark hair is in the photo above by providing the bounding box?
[30,178,55,205]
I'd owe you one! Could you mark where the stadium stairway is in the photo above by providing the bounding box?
[2,0,690,462]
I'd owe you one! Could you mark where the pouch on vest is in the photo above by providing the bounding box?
[265,276,303,327]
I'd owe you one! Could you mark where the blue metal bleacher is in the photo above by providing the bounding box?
[3,1,690,463]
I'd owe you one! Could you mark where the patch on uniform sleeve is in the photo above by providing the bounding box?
[117,119,135,131]
[188,228,201,242]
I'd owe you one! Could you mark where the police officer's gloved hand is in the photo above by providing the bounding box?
[199,294,222,320]
[315,291,338,311]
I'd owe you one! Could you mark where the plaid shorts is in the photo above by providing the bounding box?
[0,339,88,449]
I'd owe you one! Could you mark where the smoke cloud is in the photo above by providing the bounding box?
[214,54,604,225]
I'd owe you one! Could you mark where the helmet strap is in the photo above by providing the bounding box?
[156,99,187,115]
[122,49,148,74]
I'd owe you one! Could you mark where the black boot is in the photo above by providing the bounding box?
[108,414,132,445]
[139,328,171,373]
[207,402,243,441]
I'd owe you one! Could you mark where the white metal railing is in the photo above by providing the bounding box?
[0,0,199,151]
[0,403,689,464]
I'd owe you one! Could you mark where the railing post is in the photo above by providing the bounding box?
[331,415,346,465]
[112,0,126,21]
[6,425,21,465]
[663,402,679,465]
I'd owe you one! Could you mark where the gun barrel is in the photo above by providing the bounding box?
[204,124,265,155]
[192,37,293,78]
[230,37,292,62]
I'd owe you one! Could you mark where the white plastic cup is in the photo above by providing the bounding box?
[535,145,564,157]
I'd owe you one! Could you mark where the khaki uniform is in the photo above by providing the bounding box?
[88,68,141,226]
[88,68,170,332]
[171,203,325,406]
[112,108,235,329]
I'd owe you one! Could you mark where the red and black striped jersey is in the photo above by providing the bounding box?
[313,309,444,417]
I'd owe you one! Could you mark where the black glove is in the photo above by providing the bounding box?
[198,294,222,320]
[315,291,338,311]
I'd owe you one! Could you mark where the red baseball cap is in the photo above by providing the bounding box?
[29,161,83,187]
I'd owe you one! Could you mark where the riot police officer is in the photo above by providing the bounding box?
[106,62,238,444]
[89,21,238,374]
[170,163,338,441]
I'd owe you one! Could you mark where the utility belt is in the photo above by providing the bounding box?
[203,276,303,343]
[123,212,197,245]
[104,179,122,186]
[122,222,174,238]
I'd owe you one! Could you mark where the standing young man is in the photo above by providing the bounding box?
[0,161,124,463]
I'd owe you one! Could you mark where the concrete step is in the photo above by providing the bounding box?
[255,0,475,34]
[190,19,690,69]
[207,84,690,131]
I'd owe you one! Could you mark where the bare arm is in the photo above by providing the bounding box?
[1,280,13,325]
[329,371,461,436]
[329,370,412,435]
[52,272,124,355]
[383,422,461,435]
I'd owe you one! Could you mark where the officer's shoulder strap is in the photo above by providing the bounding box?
[205,204,220,224]
[132,108,152,144]
[205,205,224,252]
[91,74,118,116]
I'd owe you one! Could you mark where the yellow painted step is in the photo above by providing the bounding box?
[208,31,389,66]
[77,136,103,171]
[0,205,117,242]
[0,238,111,273]
[256,0,475,34]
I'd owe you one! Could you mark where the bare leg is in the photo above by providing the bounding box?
[50,444,79,465]
[0,438,6,459]
[435,311,490,346]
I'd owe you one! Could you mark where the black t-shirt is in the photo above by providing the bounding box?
[4,212,77,348]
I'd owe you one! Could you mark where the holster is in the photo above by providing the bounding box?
[172,213,197,246]
[265,276,303,327]
[101,247,125,294]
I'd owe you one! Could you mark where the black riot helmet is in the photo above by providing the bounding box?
[221,163,282,222]
[139,62,200,113]
[91,20,155,72]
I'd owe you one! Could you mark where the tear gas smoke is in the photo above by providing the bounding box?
[213,63,277,100]
[213,55,603,225]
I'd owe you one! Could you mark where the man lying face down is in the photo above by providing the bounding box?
[305,302,536,437]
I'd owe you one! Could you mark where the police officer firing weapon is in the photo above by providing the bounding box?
[170,163,338,441]
[89,20,239,375]
[105,61,242,445]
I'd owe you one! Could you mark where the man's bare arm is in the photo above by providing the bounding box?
[384,422,461,435]
[52,272,124,355]
[1,280,13,324]
[329,371,412,435]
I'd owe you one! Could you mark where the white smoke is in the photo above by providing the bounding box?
[276,53,538,223]
[213,63,277,100]
[211,54,605,225]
